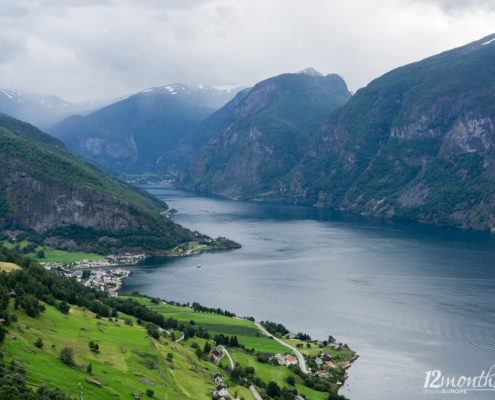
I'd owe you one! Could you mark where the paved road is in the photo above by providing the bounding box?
[218,345,234,369]
[254,322,308,374]
[249,385,263,400]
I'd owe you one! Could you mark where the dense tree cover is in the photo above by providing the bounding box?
[192,302,236,317]
[212,334,240,347]
[260,320,289,336]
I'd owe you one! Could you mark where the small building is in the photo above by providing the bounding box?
[285,355,297,366]
[315,357,323,366]
[8,291,16,298]
[321,353,332,362]
[214,385,228,398]
[213,373,224,385]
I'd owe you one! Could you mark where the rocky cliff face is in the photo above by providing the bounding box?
[0,116,196,251]
[278,34,495,231]
[179,71,352,198]
[2,167,147,234]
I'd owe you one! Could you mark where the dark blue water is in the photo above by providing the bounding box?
[122,184,495,400]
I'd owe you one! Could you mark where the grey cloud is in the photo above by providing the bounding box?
[0,0,493,102]
[407,0,495,11]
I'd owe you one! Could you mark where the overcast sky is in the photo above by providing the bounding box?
[0,0,493,102]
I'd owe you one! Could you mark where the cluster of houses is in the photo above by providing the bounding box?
[314,352,336,376]
[47,266,129,294]
[212,373,229,399]
[263,352,298,367]
[313,348,352,377]
[40,253,146,270]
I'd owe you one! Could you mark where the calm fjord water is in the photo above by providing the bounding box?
[123,184,495,400]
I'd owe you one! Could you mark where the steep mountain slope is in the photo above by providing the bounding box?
[0,89,105,129]
[280,34,495,231]
[0,246,351,400]
[0,115,198,252]
[49,84,242,177]
[178,71,351,198]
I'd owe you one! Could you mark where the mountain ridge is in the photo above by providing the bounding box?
[0,115,201,252]
[179,34,495,232]
[178,71,352,198]
[49,83,243,177]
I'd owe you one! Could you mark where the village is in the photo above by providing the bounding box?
[39,253,145,294]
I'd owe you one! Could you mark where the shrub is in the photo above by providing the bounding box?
[57,301,70,314]
[59,347,75,366]
[89,341,99,353]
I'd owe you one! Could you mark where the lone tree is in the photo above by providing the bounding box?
[89,341,99,353]
[59,347,75,366]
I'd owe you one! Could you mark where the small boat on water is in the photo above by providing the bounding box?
[195,264,202,268]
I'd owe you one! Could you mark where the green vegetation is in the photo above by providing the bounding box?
[0,115,215,254]
[179,71,351,199]
[0,245,353,399]
[36,250,104,263]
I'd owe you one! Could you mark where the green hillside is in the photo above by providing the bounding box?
[0,246,353,400]
[0,115,202,253]
[279,33,495,231]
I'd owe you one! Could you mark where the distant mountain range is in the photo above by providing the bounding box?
[181,34,495,231]
[0,89,108,129]
[49,83,243,177]
[0,115,200,253]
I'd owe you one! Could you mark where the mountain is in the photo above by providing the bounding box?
[178,70,352,198]
[278,34,495,231]
[0,115,201,253]
[0,89,106,129]
[49,84,243,178]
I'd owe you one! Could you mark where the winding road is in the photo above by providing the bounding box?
[254,322,308,374]
[218,345,234,369]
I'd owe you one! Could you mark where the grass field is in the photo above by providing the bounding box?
[0,261,21,272]
[138,299,290,354]
[2,294,353,399]
[0,240,104,264]
[1,300,246,399]
[36,250,104,263]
